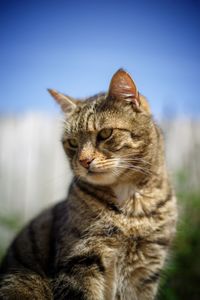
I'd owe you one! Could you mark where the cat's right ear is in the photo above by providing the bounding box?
[48,89,77,115]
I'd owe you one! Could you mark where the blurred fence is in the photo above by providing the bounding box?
[0,113,200,250]
[163,118,200,190]
[0,113,71,221]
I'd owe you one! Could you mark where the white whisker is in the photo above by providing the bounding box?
[116,162,155,176]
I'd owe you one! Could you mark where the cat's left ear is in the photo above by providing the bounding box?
[108,69,150,114]
[48,89,77,115]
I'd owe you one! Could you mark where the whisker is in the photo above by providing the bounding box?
[116,163,155,176]
[118,156,154,167]
[110,154,154,167]
[72,174,82,185]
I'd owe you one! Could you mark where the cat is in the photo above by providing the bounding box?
[0,69,177,300]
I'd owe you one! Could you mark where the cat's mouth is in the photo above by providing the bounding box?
[87,170,108,176]
[79,162,119,185]
[87,163,115,176]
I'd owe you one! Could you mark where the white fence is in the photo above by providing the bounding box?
[0,113,71,222]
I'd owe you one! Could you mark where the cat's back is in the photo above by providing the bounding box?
[0,200,67,277]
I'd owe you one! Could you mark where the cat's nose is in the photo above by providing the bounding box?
[79,158,94,169]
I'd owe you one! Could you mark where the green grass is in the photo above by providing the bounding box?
[0,214,22,261]
[159,192,200,300]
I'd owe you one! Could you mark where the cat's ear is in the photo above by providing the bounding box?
[108,69,150,114]
[48,89,77,115]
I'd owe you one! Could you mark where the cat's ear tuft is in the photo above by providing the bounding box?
[108,69,150,113]
[48,89,77,115]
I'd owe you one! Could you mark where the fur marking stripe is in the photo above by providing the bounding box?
[156,191,172,209]
[145,238,170,247]
[77,181,121,214]
[57,253,105,275]
[86,111,94,131]
[141,270,161,285]
[54,285,86,300]
[28,221,43,273]
[11,240,32,272]
[47,204,58,276]
[136,191,172,218]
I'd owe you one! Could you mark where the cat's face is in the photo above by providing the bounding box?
[49,69,156,186]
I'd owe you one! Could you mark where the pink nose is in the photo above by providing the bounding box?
[79,158,94,169]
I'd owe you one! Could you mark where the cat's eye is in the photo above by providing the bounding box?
[68,138,78,148]
[98,128,113,140]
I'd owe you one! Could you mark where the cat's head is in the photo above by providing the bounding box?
[48,69,158,186]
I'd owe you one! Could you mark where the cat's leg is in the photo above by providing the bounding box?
[131,251,166,300]
[52,244,117,300]
[0,272,53,300]
[135,280,160,300]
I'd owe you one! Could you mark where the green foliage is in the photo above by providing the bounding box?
[0,214,22,231]
[160,191,200,300]
[0,214,22,261]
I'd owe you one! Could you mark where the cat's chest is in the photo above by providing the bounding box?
[110,191,159,241]
[108,196,161,299]
[114,238,144,300]
[114,230,156,300]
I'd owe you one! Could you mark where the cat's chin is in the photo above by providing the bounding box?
[84,171,117,186]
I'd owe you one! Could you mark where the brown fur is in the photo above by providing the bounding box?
[0,69,177,299]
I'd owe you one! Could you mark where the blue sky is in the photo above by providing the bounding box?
[0,0,199,118]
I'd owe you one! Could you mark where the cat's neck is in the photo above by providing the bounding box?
[112,182,136,204]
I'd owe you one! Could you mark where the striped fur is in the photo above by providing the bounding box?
[0,69,177,299]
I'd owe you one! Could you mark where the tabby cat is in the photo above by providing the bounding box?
[0,69,177,300]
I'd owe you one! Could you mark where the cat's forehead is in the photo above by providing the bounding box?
[65,100,134,135]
